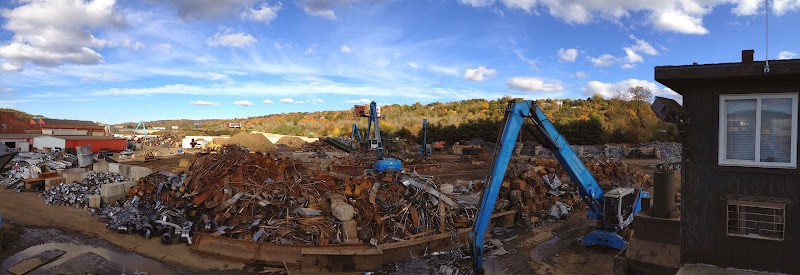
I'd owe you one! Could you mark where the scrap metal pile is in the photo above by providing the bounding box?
[299,140,337,152]
[2,151,78,189]
[495,157,653,222]
[335,150,378,167]
[111,145,470,246]
[100,197,191,244]
[43,172,130,207]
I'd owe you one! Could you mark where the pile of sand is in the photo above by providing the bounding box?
[276,136,307,148]
[218,132,276,152]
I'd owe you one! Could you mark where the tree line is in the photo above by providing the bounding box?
[125,87,679,145]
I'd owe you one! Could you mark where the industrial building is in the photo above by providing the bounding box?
[32,135,127,153]
[0,112,105,135]
[656,50,800,273]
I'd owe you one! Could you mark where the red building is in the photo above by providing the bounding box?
[0,112,105,135]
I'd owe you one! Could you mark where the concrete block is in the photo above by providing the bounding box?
[118,164,131,177]
[128,166,152,181]
[108,163,120,173]
[100,181,136,204]
[92,162,109,172]
[63,171,89,184]
[88,195,101,208]
[44,176,66,191]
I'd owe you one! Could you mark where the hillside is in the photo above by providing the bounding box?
[126,94,679,145]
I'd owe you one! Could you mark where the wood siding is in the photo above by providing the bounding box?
[681,79,800,273]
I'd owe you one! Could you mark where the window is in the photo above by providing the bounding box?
[719,94,798,168]
[726,198,786,241]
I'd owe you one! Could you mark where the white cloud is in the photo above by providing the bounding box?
[190,100,218,105]
[0,0,124,70]
[297,0,355,20]
[621,63,636,69]
[778,51,798,60]
[582,79,680,100]
[575,71,587,78]
[241,2,282,23]
[232,100,253,106]
[407,62,420,69]
[346,98,372,104]
[506,77,563,92]
[191,72,228,81]
[623,47,643,63]
[340,44,352,53]
[558,48,578,62]
[651,10,708,35]
[279,98,294,103]
[207,32,257,47]
[501,0,537,12]
[459,0,789,35]
[304,47,316,55]
[263,99,273,104]
[0,87,13,93]
[773,0,800,15]
[1,62,23,72]
[459,0,495,7]
[733,0,762,15]
[590,54,616,67]
[463,66,497,81]
[166,0,251,21]
[734,0,800,16]
[428,65,460,76]
[628,35,659,56]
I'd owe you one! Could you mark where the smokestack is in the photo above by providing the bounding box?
[742,49,754,64]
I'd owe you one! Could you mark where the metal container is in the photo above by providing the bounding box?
[652,170,678,218]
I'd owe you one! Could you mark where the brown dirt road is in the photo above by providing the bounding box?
[0,190,244,271]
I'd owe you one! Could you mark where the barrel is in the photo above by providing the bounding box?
[652,170,678,218]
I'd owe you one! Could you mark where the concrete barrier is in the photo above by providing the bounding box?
[100,181,136,204]
[63,171,91,184]
[128,166,152,181]
[44,176,66,191]
[108,163,120,173]
[92,162,109,172]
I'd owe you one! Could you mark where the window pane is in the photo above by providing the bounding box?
[726,99,757,161]
[760,98,793,163]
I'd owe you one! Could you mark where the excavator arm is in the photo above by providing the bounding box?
[471,101,646,271]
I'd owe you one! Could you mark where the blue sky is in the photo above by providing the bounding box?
[0,0,799,124]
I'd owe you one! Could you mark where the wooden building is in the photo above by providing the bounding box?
[656,50,800,273]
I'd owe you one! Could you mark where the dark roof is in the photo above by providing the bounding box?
[655,58,800,93]
[0,133,43,139]
[33,118,99,126]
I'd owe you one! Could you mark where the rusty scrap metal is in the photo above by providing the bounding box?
[111,145,475,247]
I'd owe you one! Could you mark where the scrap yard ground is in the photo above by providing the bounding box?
[0,142,665,274]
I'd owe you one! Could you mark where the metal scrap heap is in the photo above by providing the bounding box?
[121,145,469,246]
[43,172,130,207]
[496,157,654,222]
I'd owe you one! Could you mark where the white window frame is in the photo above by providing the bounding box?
[718,93,798,168]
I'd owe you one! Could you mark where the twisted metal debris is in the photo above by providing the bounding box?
[111,145,472,246]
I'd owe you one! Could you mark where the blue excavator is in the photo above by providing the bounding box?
[357,101,401,172]
[470,100,649,270]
